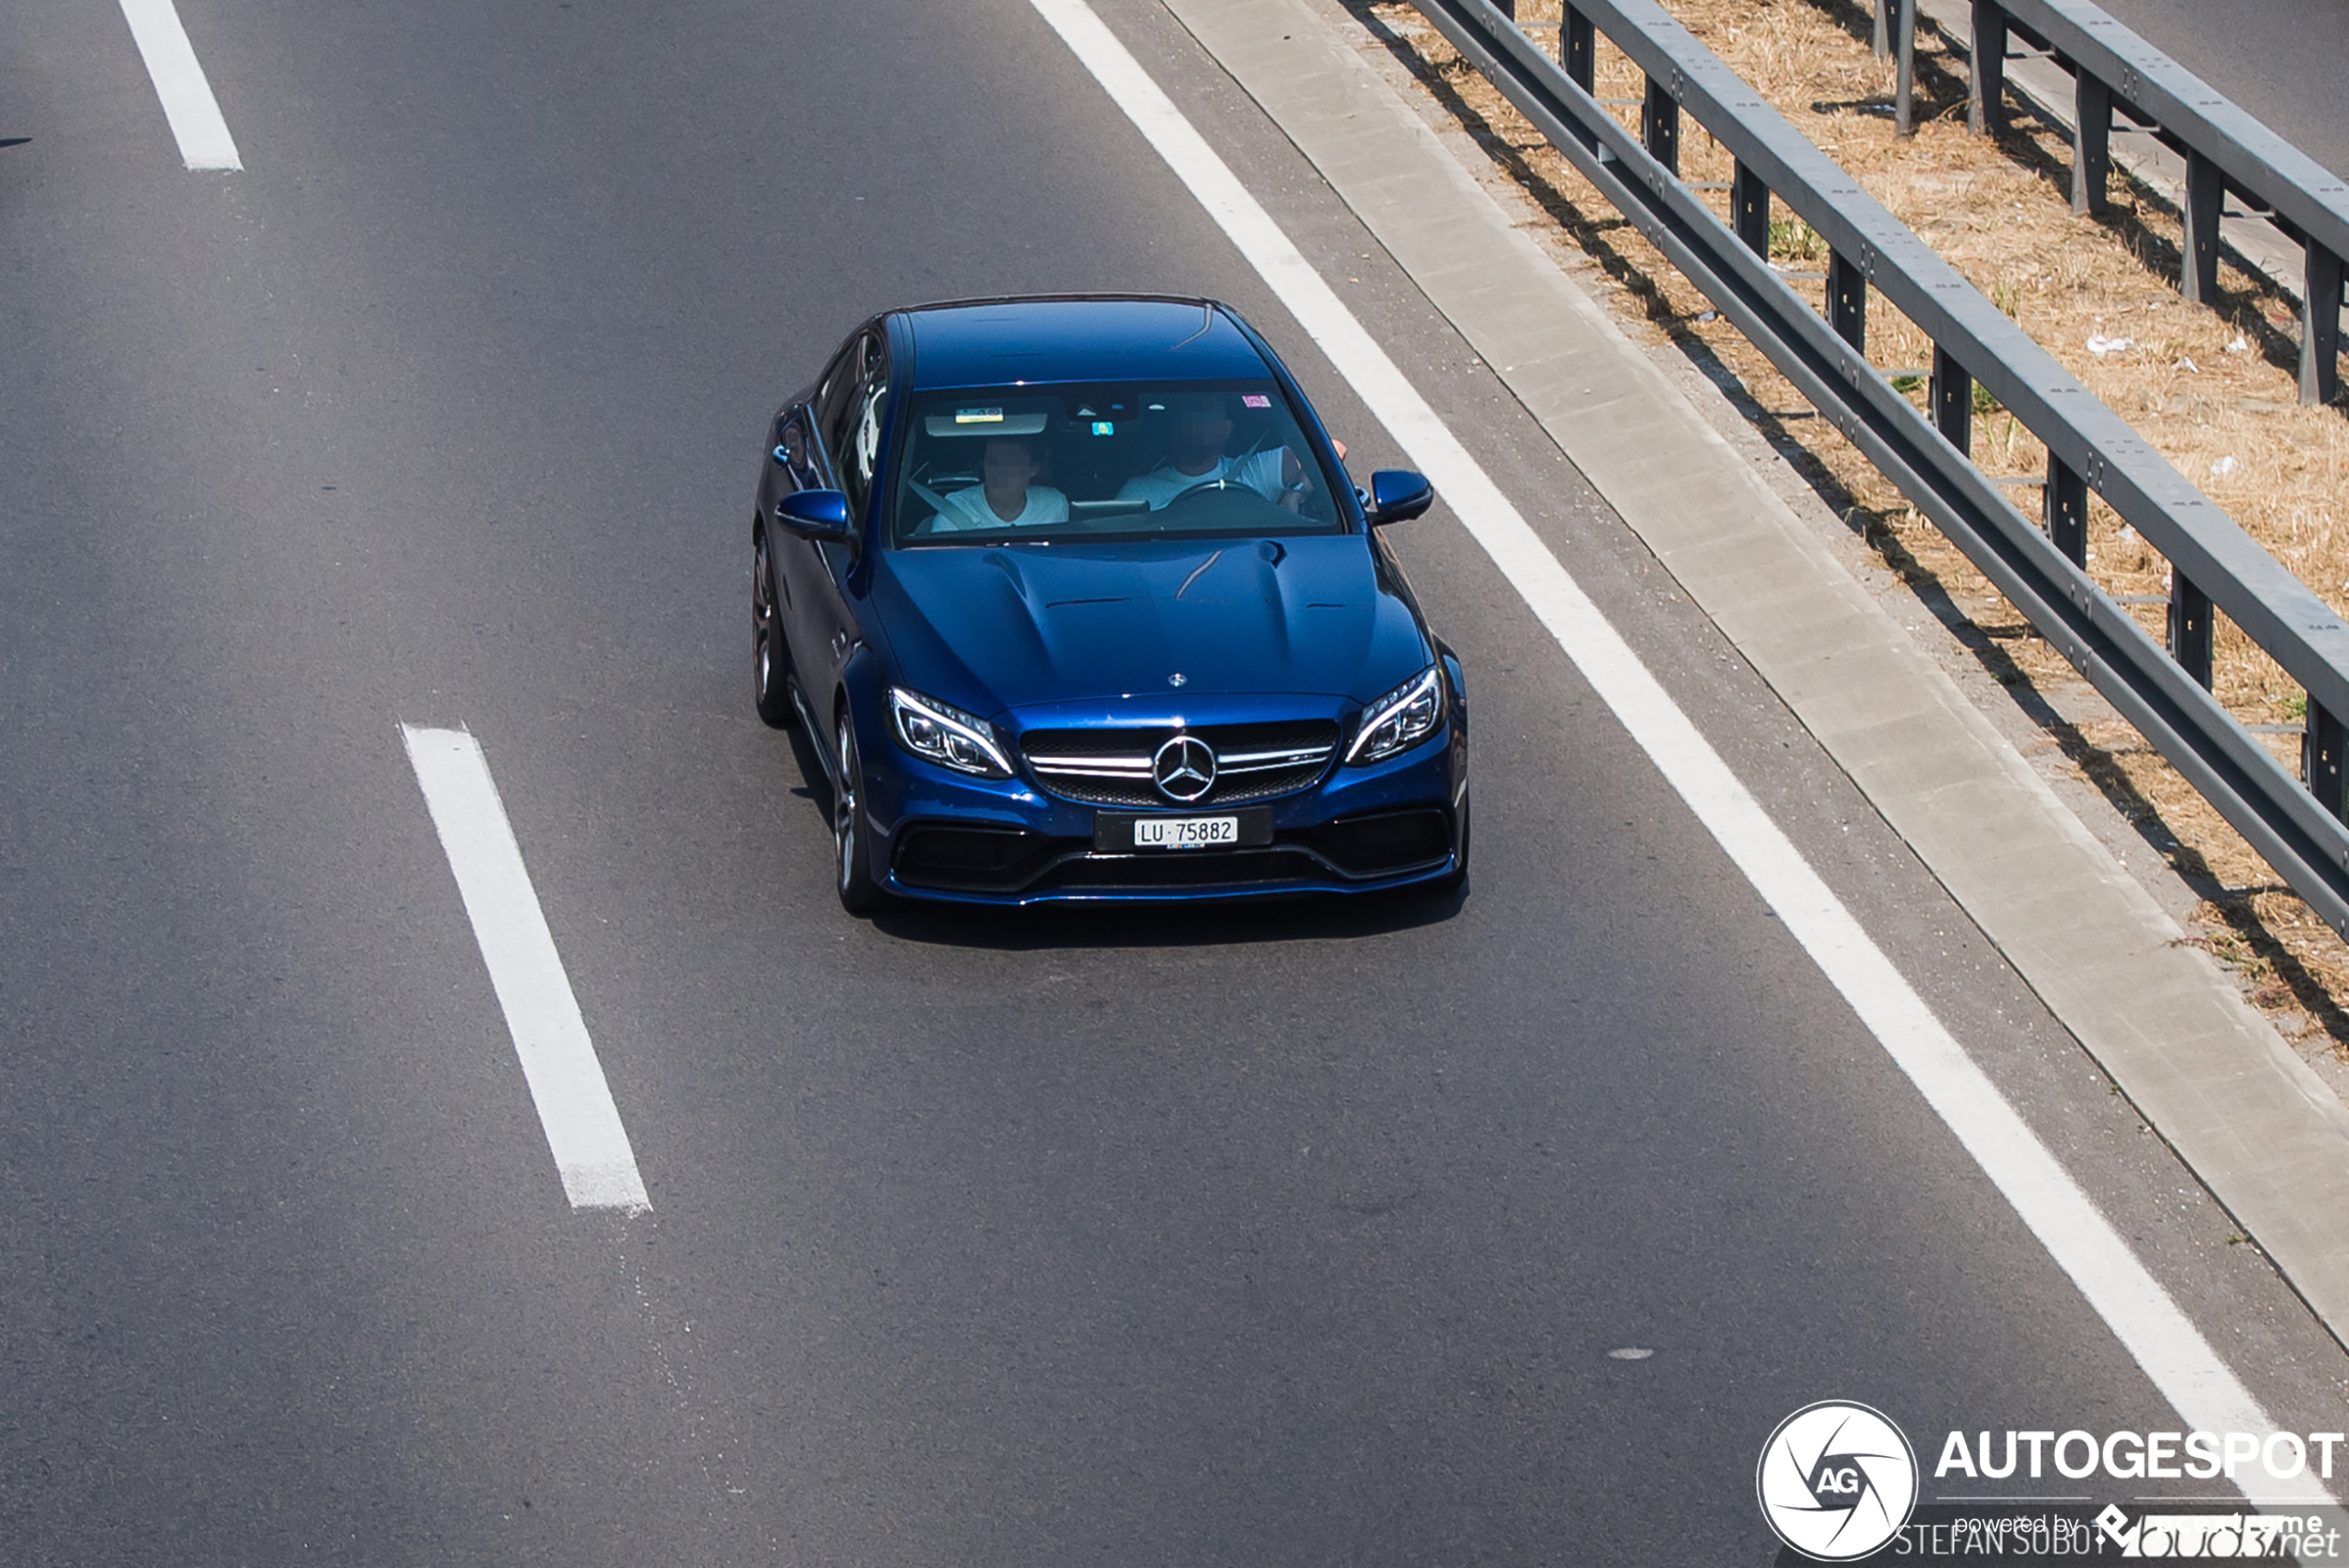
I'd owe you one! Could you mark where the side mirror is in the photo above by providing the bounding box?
[777,488,854,543]
[1367,469,1433,526]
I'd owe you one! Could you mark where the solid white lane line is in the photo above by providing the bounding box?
[117,0,241,171]
[402,725,649,1213]
[1026,0,2327,1493]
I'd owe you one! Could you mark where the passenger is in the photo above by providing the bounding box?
[1117,392,1320,512]
[928,435,1070,532]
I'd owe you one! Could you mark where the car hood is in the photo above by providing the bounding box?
[870,535,1429,717]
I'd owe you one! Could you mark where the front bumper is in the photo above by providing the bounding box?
[856,712,1467,905]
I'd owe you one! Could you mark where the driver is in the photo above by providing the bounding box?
[927,435,1070,532]
[1116,392,1317,512]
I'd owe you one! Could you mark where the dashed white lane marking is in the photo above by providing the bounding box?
[402,725,649,1213]
[117,0,241,171]
[1027,0,2327,1493]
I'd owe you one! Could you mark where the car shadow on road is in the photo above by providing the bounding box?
[868,882,1467,950]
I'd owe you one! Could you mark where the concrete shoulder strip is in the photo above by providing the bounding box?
[1160,0,2349,1337]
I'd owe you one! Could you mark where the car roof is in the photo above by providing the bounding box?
[898,296,1273,391]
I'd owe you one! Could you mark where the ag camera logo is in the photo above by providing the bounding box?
[1757,1401,1920,1561]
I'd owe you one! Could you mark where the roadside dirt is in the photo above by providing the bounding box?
[1347,0,2349,1053]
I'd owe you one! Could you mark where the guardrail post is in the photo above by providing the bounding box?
[2072,73,2111,216]
[2306,702,2349,825]
[1563,6,1593,95]
[1930,346,1972,452]
[2168,570,2213,688]
[1968,0,2007,136]
[1642,79,1680,176]
[2181,152,2222,304]
[1826,251,1867,349]
[2306,242,2343,407]
[1894,0,1917,138]
[1731,160,1770,256]
[2045,454,2087,567]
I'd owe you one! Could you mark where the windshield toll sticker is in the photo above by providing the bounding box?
[1241,393,1272,408]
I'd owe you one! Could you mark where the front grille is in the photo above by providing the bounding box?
[1037,776,1162,809]
[1021,719,1339,809]
[1212,763,1328,806]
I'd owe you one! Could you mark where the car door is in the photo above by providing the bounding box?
[798,327,890,721]
[769,331,870,705]
[761,404,824,682]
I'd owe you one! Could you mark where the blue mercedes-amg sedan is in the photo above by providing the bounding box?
[749,295,1468,910]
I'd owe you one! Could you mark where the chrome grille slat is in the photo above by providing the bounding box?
[1216,748,1332,772]
[1028,756,1154,777]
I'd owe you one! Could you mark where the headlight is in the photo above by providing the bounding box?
[888,687,1014,778]
[1345,666,1445,765]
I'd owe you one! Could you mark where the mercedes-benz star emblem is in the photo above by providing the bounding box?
[1152,734,1217,803]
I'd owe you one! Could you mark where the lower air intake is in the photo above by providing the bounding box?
[893,825,1053,892]
[1307,808,1453,876]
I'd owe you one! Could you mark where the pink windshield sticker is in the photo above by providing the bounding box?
[1241,394,1272,409]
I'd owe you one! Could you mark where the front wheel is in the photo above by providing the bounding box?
[752,529,793,729]
[834,711,886,914]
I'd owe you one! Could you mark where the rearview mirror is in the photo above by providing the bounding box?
[777,488,854,543]
[1367,470,1433,526]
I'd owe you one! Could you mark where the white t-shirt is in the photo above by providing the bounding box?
[1115,450,1288,510]
[925,484,1069,533]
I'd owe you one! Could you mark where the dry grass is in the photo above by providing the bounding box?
[1352,0,2349,1051]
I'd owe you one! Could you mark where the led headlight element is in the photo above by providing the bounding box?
[888,687,1014,778]
[1346,666,1444,765]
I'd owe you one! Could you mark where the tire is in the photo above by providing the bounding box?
[752,528,793,729]
[833,709,886,914]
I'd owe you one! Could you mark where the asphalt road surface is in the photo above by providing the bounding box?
[2086,0,2349,179]
[5,0,2349,1562]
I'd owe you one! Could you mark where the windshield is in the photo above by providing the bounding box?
[890,381,1350,546]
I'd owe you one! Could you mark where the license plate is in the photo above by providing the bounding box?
[1134,815,1239,850]
[1094,807,1273,853]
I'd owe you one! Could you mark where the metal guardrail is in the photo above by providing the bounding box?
[1431,0,2349,935]
[1965,0,2347,408]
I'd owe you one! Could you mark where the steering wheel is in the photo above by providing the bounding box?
[1164,476,1236,506]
